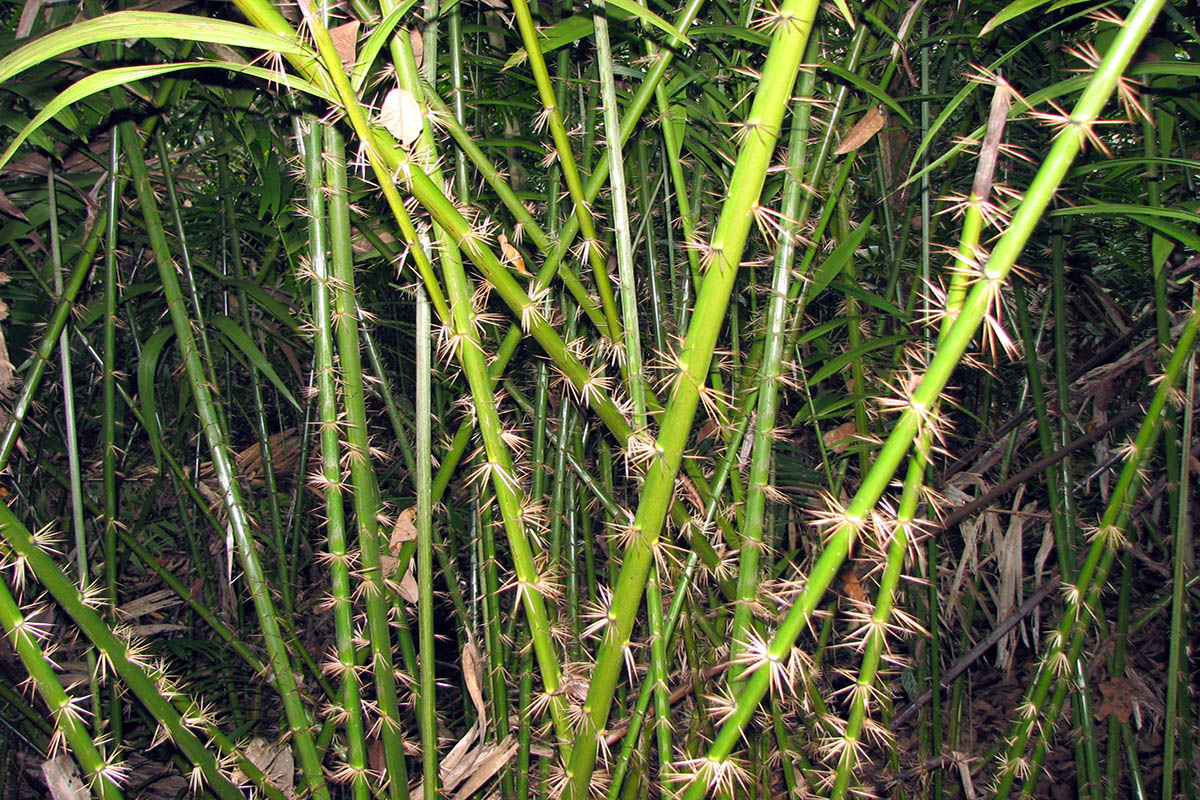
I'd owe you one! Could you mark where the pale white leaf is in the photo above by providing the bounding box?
[379,87,423,147]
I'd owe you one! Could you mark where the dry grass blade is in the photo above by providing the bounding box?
[409,723,519,799]
[461,633,488,734]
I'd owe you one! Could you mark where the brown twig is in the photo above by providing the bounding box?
[892,574,1059,728]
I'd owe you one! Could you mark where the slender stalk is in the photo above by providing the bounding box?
[1162,285,1196,800]
[219,132,292,614]
[100,110,124,748]
[48,167,100,732]
[0,213,102,471]
[729,70,813,686]
[415,283,438,799]
[325,124,409,799]
[593,0,647,427]
[566,4,820,795]
[510,0,621,342]
[126,118,330,799]
[301,116,370,799]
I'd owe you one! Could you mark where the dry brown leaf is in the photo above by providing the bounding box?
[367,737,385,775]
[498,232,531,277]
[351,229,396,254]
[835,105,886,155]
[412,722,481,796]
[453,737,518,800]
[1096,677,1135,724]
[389,506,418,552]
[397,563,419,604]
[329,20,359,69]
[841,568,867,604]
[232,737,296,799]
[822,421,859,453]
[409,27,424,68]
[971,73,1014,202]
[462,633,487,732]
[0,310,14,399]
[16,0,45,39]
[41,755,88,800]
[127,623,187,637]
[379,87,423,147]
[118,588,181,620]
[0,188,27,221]
[439,720,480,777]
[953,753,978,800]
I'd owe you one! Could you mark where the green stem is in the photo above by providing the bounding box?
[302,116,370,799]
[325,125,409,799]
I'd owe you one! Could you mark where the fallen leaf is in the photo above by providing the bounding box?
[453,737,518,800]
[329,20,359,69]
[232,737,296,799]
[439,720,480,777]
[822,421,858,453]
[396,563,419,604]
[462,633,487,732]
[498,232,530,277]
[389,506,418,552]
[118,588,181,620]
[841,568,867,604]
[409,27,424,68]
[1096,677,1135,724]
[411,721,480,797]
[835,105,886,155]
[0,188,27,221]
[16,0,45,39]
[41,755,88,800]
[379,87,423,147]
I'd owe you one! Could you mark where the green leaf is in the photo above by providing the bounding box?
[803,213,874,305]
[807,334,909,385]
[1130,61,1200,80]
[689,25,770,47]
[1128,215,1200,256]
[226,279,302,333]
[209,315,300,410]
[258,155,282,218]
[1069,156,1200,180]
[0,62,335,171]
[980,0,1059,36]
[351,0,422,92]
[795,318,849,346]
[791,392,857,425]
[1049,203,1200,225]
[504,15,596,69]
[0,11,313,85]
[138,326,177,469]
[603,0,692,48]
[829,0,857,28]
[817,62,912,124]
[829,280,906,320]
[668,104,687,161]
